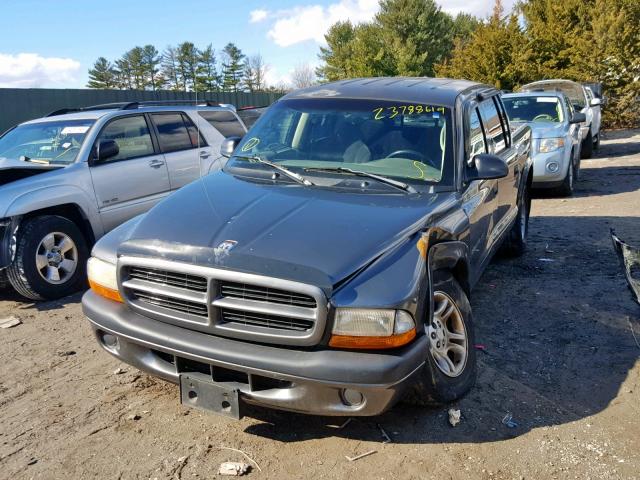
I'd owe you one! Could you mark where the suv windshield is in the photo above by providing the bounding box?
[503,96,564,123]
[0,119,94,165]
[229,98,454,186]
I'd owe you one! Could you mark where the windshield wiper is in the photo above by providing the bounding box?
[304,166,417,193]
[233,154,314,186]
[20,155,49,165]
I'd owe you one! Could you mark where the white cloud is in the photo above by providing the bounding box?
[260,0,379,47]
[437,0,517,18]
[249,9,268,23]
[0,53,81,88]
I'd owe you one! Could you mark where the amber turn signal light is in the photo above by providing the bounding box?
[89,279,123,303]
[329,327,416,350]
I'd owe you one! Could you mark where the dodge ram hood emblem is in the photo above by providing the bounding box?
[216,240,238,253]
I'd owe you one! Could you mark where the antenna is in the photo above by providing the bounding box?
[195,74,203,180]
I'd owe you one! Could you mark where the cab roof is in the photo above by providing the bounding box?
[282,77,493,107]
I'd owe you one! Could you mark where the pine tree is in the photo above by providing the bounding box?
[243,54,268,92]
[221,43,245,92]
[161,47,181,91]
[141,45,161,91]
[87,57,117,89]
[196,45,219,92]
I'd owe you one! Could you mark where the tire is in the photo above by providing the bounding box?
[502,181,531,256]
[0,269,10,290]
[594,132,600,151]
[581,130,593,159]
[557,158,575,197]
[7,215,89,301]
[404,272,477,406]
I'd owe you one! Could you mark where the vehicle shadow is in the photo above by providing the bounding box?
[533,164,640,199]
[0,287,83,311]
[242,213,639,444]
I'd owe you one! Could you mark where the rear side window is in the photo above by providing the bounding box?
[494,97,511,147]
[198,110,246,137]
[467,108,486,163]
[478,98,507,154]
[152,113,195,153]
[96,115,154,162]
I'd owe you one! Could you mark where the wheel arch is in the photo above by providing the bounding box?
[21,204,96,247]
[427,241,471,298]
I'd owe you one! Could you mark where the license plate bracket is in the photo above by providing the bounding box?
[180,374,243,419]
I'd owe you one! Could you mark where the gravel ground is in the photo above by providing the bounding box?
[1,130,639,480]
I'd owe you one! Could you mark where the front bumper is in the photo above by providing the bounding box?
[530,143,572,186]
[83,290,427,416]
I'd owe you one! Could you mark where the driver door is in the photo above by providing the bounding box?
[89,114,171,232]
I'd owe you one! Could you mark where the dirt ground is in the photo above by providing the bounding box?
[1,130,639,480]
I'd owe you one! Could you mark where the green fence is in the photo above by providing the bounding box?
[0,88,284,134]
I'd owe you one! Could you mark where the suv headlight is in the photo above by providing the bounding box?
[87,257,122,303]
[329,309,416,349]
[539,138,564,153]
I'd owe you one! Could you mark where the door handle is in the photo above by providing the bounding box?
[149,159,165,168]
[199,151,211,159]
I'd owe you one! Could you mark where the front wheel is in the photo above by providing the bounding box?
[0,269,10,290]
[581,130,593,159]
[7,215,89,301]
[404,273,477,406]
[557,159,575,197]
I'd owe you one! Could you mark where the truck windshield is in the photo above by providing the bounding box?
[0,119,95,165]
[230,98,454,186]
[503,97,564,123]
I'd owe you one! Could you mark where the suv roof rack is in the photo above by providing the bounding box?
[45,100,224,117]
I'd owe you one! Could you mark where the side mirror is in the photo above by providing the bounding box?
[220,136,242,158]
[570,112,586,124]
[96,140,119,162]
[590,98,602,107]
[468,154,509,181]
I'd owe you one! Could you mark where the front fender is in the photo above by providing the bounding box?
[4,184,102,237]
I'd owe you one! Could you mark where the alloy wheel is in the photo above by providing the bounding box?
[35,232,78,284]
[428,291,468,377]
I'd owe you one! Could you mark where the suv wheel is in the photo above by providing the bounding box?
[581,130,594,159]
[7,215,89,301]
[502,182,531,256]
[557,159,575,197]
[404,272,477,406]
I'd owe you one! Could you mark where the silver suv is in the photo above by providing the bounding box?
[0,101,248,300]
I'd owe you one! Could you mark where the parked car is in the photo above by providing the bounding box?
[236,105,269,129]
[521,79,602,158]
[0,101,248,300]
[502,91,585,195]
[83,77,532,418]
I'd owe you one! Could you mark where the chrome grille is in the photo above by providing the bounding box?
[131,291,208,317]
[129,266,207,292]
[219,281,317,308]
[220,309,314,331]
[118,256,327,346]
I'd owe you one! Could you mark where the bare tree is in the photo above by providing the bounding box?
[243,54,268,92]
[290,63,317,89]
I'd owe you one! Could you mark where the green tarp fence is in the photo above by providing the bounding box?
[0,88,283,134]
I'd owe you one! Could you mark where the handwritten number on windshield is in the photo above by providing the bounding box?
[372,105,446,120]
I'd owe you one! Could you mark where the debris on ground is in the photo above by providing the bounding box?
[113,367,126,375]
[474,344,488,353]
[611,229,640,303]
[545,243,555,254]
[216,447,262,473]
[377,423,391,443]
[537,258,555,263]
[219,462,251,476]
[57,350,76,357]
[327,417,352,430]
[502,413,518,428]
[127,414,141,421]
[448,408,461,427]
[345,450,377,462]
[0,316,21,329]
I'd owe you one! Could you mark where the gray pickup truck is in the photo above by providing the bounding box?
[83,78,532,417]
[0,102,248,300]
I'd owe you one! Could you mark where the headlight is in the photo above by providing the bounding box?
[87,257,122,303]
[539,138,565,153]
[329,309,416,349]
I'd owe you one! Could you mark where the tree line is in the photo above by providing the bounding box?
[87,42,284,93]
[318,0,639,128]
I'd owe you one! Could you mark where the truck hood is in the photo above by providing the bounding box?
[0,156,64,187]
[510,121,566,139]
[120,172,458,291]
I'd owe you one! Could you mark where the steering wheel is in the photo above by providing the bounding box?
[533,114,554,122]
[387,149,438,169]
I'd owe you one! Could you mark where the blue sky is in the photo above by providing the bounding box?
[0,0,513,89]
